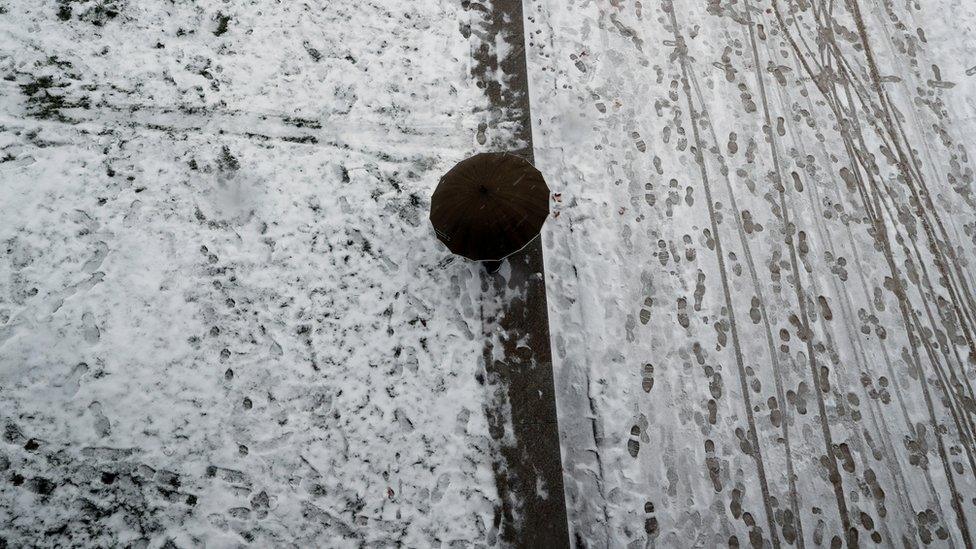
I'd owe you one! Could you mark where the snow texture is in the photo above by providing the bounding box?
[527,0,976,546]
[0,1,516,546]
[7,0,976,546]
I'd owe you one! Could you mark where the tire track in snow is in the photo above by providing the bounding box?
[528,0,976,544]
[739,0,855,542]
[771,1,976,544]
[764,20,927,543]
[664,3,782,547]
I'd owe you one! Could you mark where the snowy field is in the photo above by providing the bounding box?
[4,0,976,547]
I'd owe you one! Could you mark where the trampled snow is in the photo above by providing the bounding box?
[5,0,976,546]
[528,0,976,546]
[0,1,510,546]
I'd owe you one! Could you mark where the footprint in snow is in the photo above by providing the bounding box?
[641,363,654,393]
[644,501,658,535]
[431,473,450,503]
[476,122,487,146]
[632,131,646,152]
[628,425,640,458]
[82,311,100,343]
[89,401,111,438]
[639,297,652,325]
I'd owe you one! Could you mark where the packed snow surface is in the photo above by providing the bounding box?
[528,0,976,546]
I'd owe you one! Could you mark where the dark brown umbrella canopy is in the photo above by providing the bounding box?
[430,152,550,262]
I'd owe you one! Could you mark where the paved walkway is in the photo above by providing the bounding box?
[470,0,570,545]
[526,0,976,546]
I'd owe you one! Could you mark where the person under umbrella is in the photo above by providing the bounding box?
[430,152,550,271]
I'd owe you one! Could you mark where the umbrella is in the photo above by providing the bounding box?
[430,152,550,262]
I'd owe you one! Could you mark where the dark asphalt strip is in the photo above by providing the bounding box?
[468,0,570,546]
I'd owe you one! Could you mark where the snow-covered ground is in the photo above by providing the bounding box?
[6,0,976,546]
[528,0,976,546]
[0,1,515,546]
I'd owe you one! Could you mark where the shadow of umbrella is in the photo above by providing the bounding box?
[430,152,550,268]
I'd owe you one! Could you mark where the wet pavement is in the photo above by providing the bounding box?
[469,0,569,545]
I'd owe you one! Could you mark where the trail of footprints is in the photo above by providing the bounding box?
[567,0,976,542]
